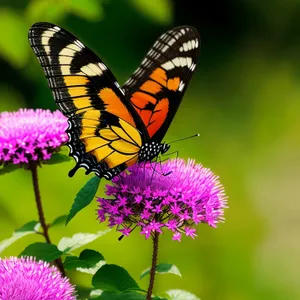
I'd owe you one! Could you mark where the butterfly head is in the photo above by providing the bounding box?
[138,141,170,163]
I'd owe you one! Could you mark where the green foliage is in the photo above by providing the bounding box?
[0,164,21,175]
[44,153,72,164]
[130,0,173,25]
[140,264,182,279]
[64,249,105,274]
[95,291,146,300]
[0,9,29,68]
[19,242,63,262]
[92,264,142,292]
[26,0,104,23]
[50,215,68,228]
[0,0,105,68]
[57,230,110,252]
[66,176,101,225]
[25,0,66,24]
[0,221,39,254]
[165,289,200,300]
[65,0,104,21]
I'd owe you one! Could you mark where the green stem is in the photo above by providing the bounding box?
[30,164,66,276]
[146,232,159,300]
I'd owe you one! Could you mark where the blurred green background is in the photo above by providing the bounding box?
[1,0,300,299]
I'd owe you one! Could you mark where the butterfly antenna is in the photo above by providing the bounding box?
[168,133,200,144]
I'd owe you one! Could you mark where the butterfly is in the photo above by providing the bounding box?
[28,22,200,180]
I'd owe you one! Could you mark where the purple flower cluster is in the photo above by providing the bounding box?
[98,159,227,241]
[0,109,68,166]
[0,256,76,300]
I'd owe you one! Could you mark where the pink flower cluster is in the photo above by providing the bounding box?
[0,256,76,299]
[98,159,227,241]
[0,109,68,166]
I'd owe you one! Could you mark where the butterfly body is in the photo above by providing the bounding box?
[28,22,200,179]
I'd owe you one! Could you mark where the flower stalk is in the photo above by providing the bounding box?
[30,164,51,243]
[30,164,65,276]
[146,232,159,300]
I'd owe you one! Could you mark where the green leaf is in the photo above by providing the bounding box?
[44,153,72,165]
[92,264,141,292]
[90,289,103,298]
[50,215,68,228]
[165,290,200,300]
[0,164,20,175]
[80,249,105,264]
[59,146,70,156]
[15,221,40,232]
[130,0,173,25]
[0,9,30,68]
[140,264,182,279]
[57,229,110,252]
[20,242,63,262]
[97,291,146,300]
[64,249,105,274]
[66,0,103,21]
[66,176,101,225]
[0,221,40,254]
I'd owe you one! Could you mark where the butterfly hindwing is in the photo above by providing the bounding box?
[28,22,143,178]
[122,26,200,142]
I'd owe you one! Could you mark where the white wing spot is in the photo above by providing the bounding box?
[162,61,175,71]
[172,57,181,67]
[41,29,57,57]
[67,43,81,52]
[181,29,186,35]
[183,42,189,52]
[179,57,187,67]
[162,45,169,53]
[53,26,61,32]
[81,63,102,76]
[191,40,196,49]
[74,39,85,48]
[168,38,176,46]
[59,47,75,70]
[186,57,192,68]
[178,81,185,92]
[98,62,107,70]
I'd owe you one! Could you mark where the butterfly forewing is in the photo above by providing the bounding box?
[122,26,200,142]
[28,22,143,179]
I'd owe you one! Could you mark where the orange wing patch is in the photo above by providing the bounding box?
[130,92,156,108]
[167,77,180,91]
[147,98,169,138]
[140,80,162,94]
[150,68,167,86]
[99,88,135,126]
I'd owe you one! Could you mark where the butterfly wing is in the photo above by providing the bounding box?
[122,26,200,143]
[28,22,144,179]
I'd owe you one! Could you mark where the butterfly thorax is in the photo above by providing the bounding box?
[138,142,170,162]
